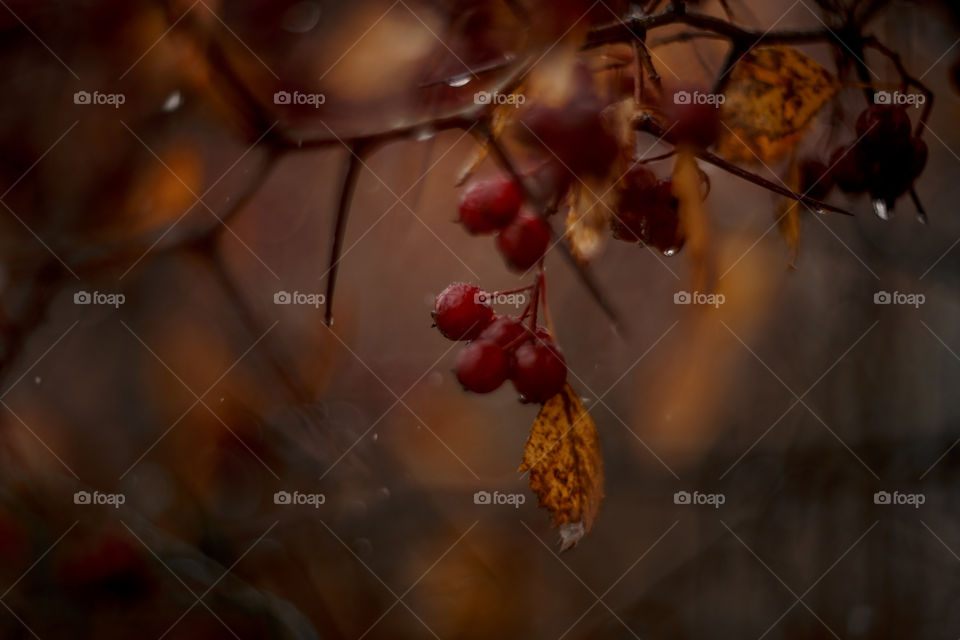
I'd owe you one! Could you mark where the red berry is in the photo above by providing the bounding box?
[496,210,551,271]
[433,283,494,340]
[455,340,509,393]
[856,105,911,154]
[477,315,529,349]
[798,159,834,200]
[612,174,684,255]
[666,89,721,148]
[516,91,619,178]
[511,339,567,402]
[458,177,522,234]
[830,145,869,193]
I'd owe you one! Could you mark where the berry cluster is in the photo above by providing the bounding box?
[432,283,567,403]
[458,177,552,271]
[611,166,686,255]
[805,105,927,216]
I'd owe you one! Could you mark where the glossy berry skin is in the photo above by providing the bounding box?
[458,177,522,234]
[798,159,834,200]
[497,210,551,271]
[612,171,685,255]
[477,315,529,349]
[516,95,619,179]
[455,340,509,393]
[511,339,567,403]
[666,98,721,149]
[830,145,869,193]
[433,283,493,340]
[856,105,912,154]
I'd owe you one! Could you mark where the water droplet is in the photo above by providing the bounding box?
[281,1,321,33]
[162,90,182,112]
[814,207,827,216]
[663,248,677,256]
[33,376,41,385]
[446,74,472,88]
[415,127,436,142]
[872,199,889,220]
[372,432,378,442]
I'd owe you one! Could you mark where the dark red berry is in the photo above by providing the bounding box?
[856,105,911,154]
[477,315,530,349]
[830,145,869,193]
[496,209,551,271]
[59,532,153,599]
[458,177,522,234]
[665,89,721,148]
[455,340,509,393]
[516,90,619,178]
[433,283,494,340]
[612,173,684,255]
[798,159,834,200]
[511,339,567,402]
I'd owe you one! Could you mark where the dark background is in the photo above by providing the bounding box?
[0,0,959,638]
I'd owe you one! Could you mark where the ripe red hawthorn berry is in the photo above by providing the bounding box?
[665,91,721,149]
[830,144,870,193]
[856,104,912,155]
[515,92,619,179]
[496,209,551,271]
[433,283,494,340]
[477,315,529,349]
[458,177,522,234]
[455,340,509,393]
[511,337,567,403]
[798,159,835,200]
[612,170,685,255]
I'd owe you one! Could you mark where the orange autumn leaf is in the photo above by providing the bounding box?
[717,45,838,165]
[519,383,604,551]
[777,153,802,266]
[673,150,712,293]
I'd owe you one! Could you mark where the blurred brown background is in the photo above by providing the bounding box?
[1,0,960,638]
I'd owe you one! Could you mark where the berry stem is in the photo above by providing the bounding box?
[475,122,623,331]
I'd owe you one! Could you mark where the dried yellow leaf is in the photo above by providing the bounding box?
[717,46,838,165]
[519,383,604,551]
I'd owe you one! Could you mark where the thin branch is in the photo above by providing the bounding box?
[324,142,367,327]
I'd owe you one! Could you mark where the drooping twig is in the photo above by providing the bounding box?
[634,114,854,216]
[475,122,623,330]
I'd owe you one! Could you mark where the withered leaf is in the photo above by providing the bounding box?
[565,181,613,264]
[673,151,712,293]
[519,383,604,551]
[777,153,802,266]
[717,46,838,165]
